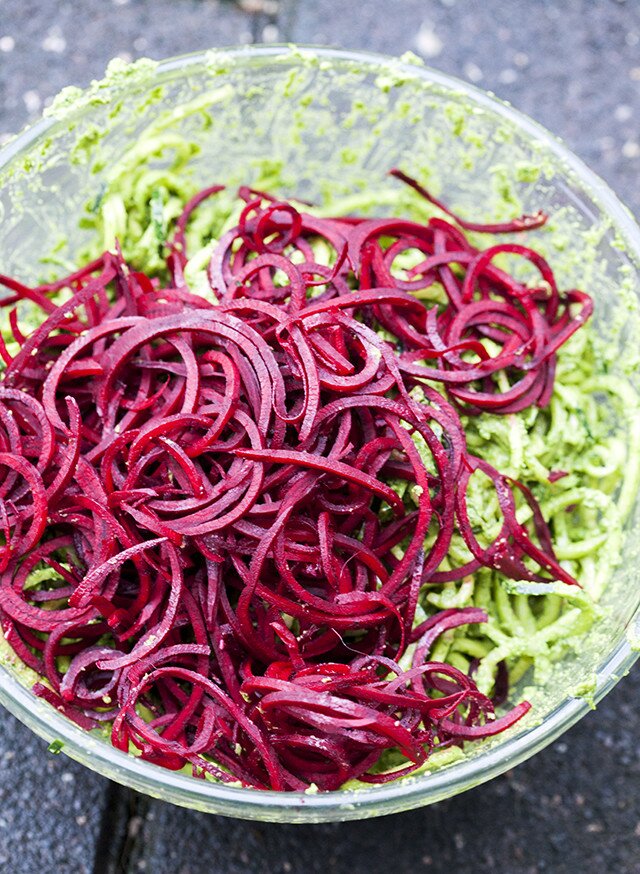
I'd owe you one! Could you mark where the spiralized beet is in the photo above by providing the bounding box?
[0,173,592,790]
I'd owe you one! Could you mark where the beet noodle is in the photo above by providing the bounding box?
[0,174,591,790]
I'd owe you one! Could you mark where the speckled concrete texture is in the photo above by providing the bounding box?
[0,2,639,872]
[0,711,110,874]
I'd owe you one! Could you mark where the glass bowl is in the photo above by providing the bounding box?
[0,45,639,823]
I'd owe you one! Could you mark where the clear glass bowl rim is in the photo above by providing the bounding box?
[0,43,638,822]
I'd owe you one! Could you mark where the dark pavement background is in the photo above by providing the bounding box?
[0,1,639,872]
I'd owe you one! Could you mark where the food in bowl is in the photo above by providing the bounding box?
[0,115,636,791]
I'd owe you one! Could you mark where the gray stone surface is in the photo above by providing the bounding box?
[1,1,640,872]
[0,711,110,874]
